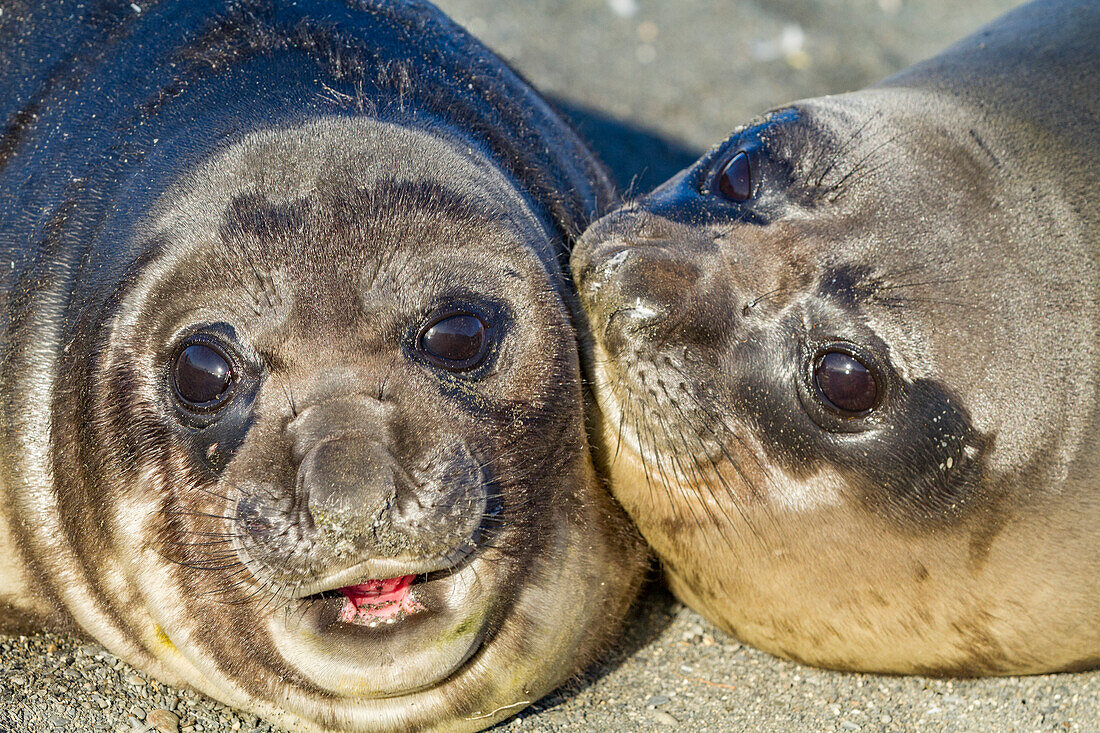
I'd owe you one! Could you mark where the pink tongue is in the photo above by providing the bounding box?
[337,574,424,623]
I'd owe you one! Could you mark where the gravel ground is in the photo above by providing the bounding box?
[7,1,1088,732]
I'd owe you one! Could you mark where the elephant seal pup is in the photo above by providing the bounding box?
[0,1,647,730]
[573,0,1099,676]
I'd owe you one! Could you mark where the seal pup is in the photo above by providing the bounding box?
[0,1,647,730]
[573,0,1100,675]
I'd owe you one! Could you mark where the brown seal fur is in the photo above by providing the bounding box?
[0,1,646,730]
[572,0,1099,675]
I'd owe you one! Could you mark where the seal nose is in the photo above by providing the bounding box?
[590,246,701,355]
[299,437,403,524]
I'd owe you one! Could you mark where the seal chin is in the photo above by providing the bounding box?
[272,556,493,697]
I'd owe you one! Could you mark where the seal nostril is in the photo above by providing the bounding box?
[579,245,636,296]
[599,250,700,354]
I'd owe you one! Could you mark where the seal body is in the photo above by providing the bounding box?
[573,0,1100,675]
[0,1,646,730]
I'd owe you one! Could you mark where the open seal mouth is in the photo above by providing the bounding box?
[270,553,497,698]
[336,575,425,625]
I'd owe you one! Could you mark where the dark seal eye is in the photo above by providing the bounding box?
[173,343,234,408]
[418,312,489,371]
[715,151,752,202]
[814,351,877,413]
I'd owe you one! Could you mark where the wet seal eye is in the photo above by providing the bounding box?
[814,350,878,414]
[417,311,489,372]
[713,151,752,202]
[172,340,235,410]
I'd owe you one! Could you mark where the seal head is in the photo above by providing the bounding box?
[573,0,1100,675]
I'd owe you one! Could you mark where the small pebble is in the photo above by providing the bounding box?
[126,674,146,686]
[146,708,181,733]
[650,710,679,725]
[129,706,146,720]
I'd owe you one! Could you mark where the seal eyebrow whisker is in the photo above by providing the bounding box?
[873,273,992,291]
[214,242,266,316]
[376,351,400,402]
[744,287,793,312]
[281,380,299,418]
[876,295,989,312]
[808,109,882,191]
[244,254,278,312]
[821,131,911,202]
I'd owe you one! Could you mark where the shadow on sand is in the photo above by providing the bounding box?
[553,98,702,199]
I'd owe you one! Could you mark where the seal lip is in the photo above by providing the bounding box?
[272,548,498,698]
[290,543,477,600]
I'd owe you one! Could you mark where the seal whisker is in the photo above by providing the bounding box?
[821,131,911,201]
[656,379,765,546]
[633,372,682,526]
[655,404,744,552]
[626,393,664,520]
[647,398,714,538]
[665,363,770,483]
[807,110,882,191]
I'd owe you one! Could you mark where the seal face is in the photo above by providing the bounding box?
[0,2,645,730]
[573,0,1100,676]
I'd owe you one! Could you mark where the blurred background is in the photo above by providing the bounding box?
[434,0,1025,191]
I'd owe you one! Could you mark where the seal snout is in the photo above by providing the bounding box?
[578,236,706,356]
[233,391,489,605]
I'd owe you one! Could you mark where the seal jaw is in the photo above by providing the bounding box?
[275,558,494,698]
